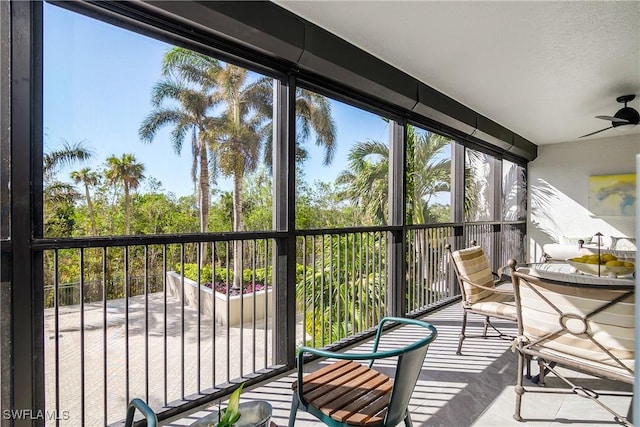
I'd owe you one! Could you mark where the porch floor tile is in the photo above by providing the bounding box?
[167,303,632,427]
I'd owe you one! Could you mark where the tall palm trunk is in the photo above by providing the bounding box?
[198,133,210,266]
[124,186,131,235]
[83,183,97,235]
[232,171,244,289]
[198,133,210,233]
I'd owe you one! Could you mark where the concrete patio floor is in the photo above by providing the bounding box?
[166,304,633,427]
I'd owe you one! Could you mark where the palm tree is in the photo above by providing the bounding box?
[70,167,100,235]
[206,64,271,287]
[142,47,337,284]
[294,89,337,165]
[464,148,489,221]
[139,47,220,235]
[44,140,94,180]
[336,140,389,225]
[337,126,451,225]
[208,65,338,287]
[407,127,451,223]
[262,87,337,166]
[105,154,145,235]
[43,140,94,237]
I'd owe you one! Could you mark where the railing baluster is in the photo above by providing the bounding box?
[311,235,317,346]
[53,250,60,427]
[349,233,354,334]
[163,245,168,406]
[197,242,202,392]
[340,234,351,338]
[252,239,257,373]
[102,247,108,425]
[330,234,334,343]
[263,239,268,369]
[79,248,86,425]
[144,245,150,403]
[321,235,326,346]
[301,236,307,347]
[124,246,130,406]
[225,241,231,383]
[357,232,362,333]
[180,243,185,399]
[378,233,388,320]
[239,239,244,378]
[211,241,217,387]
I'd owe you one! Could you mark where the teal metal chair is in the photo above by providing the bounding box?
[124,398,158,427]
[289,317,437,427]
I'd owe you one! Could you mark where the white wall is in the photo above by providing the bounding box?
[528,133,640,262]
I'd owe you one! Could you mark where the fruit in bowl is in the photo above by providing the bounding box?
[566,253,635,277]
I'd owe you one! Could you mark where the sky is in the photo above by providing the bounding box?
[43,3,390,198]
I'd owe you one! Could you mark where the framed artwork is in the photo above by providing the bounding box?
[588,173,636,216]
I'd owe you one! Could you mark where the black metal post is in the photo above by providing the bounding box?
[272,75,296,367]
[386,120,406,317]
[10,1,45,425]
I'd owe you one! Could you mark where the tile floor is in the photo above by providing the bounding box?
[165,303,633,427]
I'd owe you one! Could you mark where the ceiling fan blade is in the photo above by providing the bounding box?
[595,115,629,123]
[579,126,614,138]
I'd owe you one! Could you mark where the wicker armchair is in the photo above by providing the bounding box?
[446,244,518,355]
[511,269,634,425]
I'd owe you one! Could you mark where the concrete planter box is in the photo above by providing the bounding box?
[166,271,273,326]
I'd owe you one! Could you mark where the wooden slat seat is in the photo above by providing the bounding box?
[288,317,437,427]
[291,360,392,426]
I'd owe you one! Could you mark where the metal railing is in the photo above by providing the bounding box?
[405,225,456,314]
[296,229,388,349]
[38,220,525,425]
[41,235,279,426]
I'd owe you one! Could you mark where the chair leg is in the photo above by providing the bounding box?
[482,316,490,338]
[403,410,413,427]
[513,351,525,422]
[457,311,468,355]
[288,393,299,427]
[537,358,546,386]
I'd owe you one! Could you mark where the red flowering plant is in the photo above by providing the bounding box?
[204,281,266,297]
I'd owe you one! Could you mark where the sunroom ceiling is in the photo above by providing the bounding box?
[273,1,640,145]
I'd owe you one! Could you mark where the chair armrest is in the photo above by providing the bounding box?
[460,277,514,295]
[125,398,157,427]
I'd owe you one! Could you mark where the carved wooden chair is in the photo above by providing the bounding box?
[446,244,517,355]
[511,269,634,426]
[289,317,437,427]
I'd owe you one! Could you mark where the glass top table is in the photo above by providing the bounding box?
[509,262,635,289]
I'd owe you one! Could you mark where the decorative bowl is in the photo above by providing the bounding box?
[190,401,272,427]
[566,258,635,277]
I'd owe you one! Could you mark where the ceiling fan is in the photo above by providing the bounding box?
[579,94,640,138]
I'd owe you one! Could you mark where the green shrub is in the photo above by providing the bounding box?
[178,262,313,284]
[178,263,273,284]
[177,263,213,283]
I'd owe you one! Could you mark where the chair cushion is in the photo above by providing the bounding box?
[468,291,517,319]
[452,246,495,303]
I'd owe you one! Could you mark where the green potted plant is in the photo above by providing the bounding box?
[215,384,244,427]
[194,383,272,427]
